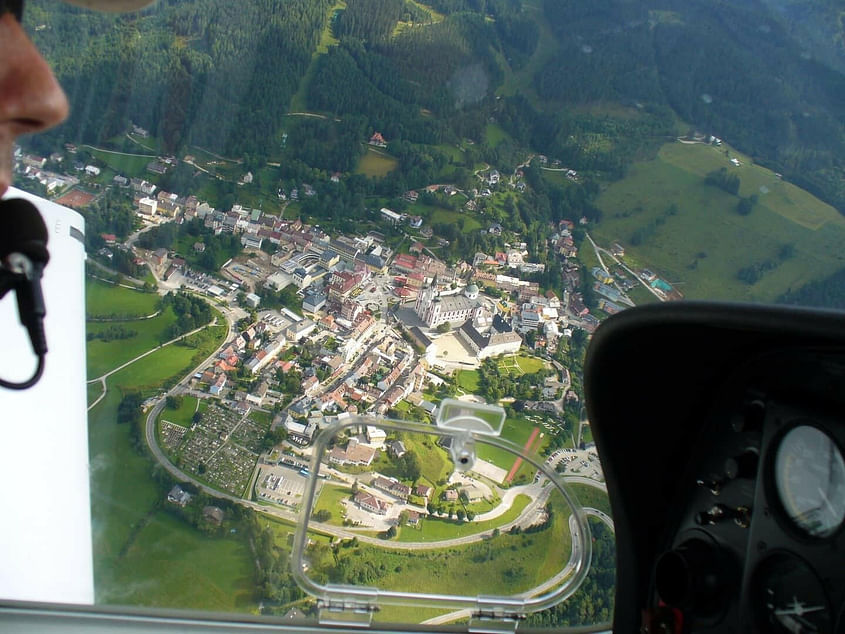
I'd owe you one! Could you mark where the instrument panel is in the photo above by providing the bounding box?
[651,374,845,633]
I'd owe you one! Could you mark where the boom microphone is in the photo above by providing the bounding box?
[0,198,49,389]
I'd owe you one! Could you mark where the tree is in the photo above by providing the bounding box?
[398,510,410,526]
[351,479,360,495]
[436,322,451,333]
[166,395,183,410]
[313,509,332,522]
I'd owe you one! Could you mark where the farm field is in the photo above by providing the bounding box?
[593,141,845,302]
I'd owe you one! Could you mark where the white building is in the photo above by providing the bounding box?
[457,315,522,360]
[414,284,483,328]
[380,208,402,225]
[138,197,157,216]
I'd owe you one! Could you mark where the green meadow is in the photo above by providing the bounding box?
[356,147,399,178]
[593,141,845,302]
[86,278,159,318]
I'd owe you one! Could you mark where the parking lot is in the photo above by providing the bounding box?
[547,448,604,481]
[255,464,309,508]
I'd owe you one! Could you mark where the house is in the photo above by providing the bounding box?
[329,438,377,466]
[387,440,407,458]
[167,485,192,507]
[84,165,100,177]
[415,484,432,500]
[354,491,389,515]
[202,506,225,526]
[366,426,387,448]
[442,489,459,502]
[209,373,227,395]
[372,476,411,500]
[369,132,387,147]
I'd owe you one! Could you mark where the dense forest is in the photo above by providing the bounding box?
[28,0,332,156]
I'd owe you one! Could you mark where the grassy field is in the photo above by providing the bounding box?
[455,369,480,392]
[356,147,399,178]
[429,207,482,232]
[98,511,256,611]
[476,415,542,474]
[396,494,531,542]
[484,123,510,148]
[158,395,199,428]
[88,288,231,608]
[567,483,612,518]
[86,278,159,318]
[114,329,224,390]
[86,147,154,177]
[86,307,179,378]
[313,484,352,527]
[375,494,570,600]
[495,354,547,376]
[593,141,845,302]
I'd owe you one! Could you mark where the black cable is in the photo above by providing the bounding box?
[0,354,45,390]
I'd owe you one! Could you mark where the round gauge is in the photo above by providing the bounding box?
[751,552,831,633]
[774,425,845,538]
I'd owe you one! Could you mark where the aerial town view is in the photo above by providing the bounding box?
[11,0,845,628]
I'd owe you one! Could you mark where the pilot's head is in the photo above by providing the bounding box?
[0,0,154,199]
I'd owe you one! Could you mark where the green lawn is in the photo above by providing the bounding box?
[86,308,179,379]
[86,278,159,319]
[86,147,154,177]
[397,494,531,542]
[359,494,570,601]
[88,388,162,589]
[593,141,845,302]
[455,369,480,393]
[313,484,352,526]
[567,483,612,518]
[87,381,104,406]
[515,355,547,374]
[429,207,482,233]
[158,395,199,428]
[477,416,543,474]
[356,147,399,178]
[248,409,272,426]
[98,511,256,612]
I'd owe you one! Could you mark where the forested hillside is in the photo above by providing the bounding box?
[25,0,845,216]
[27,0,332,156]
[534,0,845,211]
